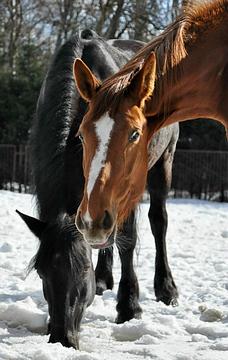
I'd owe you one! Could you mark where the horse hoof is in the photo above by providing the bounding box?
[96,275,114,295]
[155,278,179,306]
[96,281,107,295]
[156,294,178,306]
[171,298,179,307]
[115,313,142,324]
[115,308,142,324]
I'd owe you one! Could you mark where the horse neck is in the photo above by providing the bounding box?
[147,19,228,134]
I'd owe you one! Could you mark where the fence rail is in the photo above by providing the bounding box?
[0,145,228,201]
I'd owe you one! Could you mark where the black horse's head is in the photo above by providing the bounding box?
[17,210,95,349]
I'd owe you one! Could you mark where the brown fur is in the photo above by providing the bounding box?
[91,0,228,136]
[77,101,149,227]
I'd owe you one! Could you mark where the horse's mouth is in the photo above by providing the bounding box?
[90,227,116,250]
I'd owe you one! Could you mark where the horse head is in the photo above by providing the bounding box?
[73,53,156,248]
[16,210,95,348]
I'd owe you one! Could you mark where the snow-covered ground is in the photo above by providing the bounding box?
[0,190,227,360]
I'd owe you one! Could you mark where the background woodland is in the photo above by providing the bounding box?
[0,0,227,149]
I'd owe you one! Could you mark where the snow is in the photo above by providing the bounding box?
[0,190,227,360]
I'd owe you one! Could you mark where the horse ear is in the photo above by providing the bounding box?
[16,210,47,239]
[127,52,156,109]
[73,58,101,102]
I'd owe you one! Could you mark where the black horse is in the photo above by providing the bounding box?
[18,30,179,349]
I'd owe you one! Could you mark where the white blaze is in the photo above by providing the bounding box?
[87,113,114,200]
[84,210,92,226]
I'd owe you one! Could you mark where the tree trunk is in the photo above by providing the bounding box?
[134,0,148,41]
[106,0,124,38]
[171,0,180,20]
[7,0,23,75]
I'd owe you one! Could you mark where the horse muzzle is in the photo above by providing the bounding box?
[75,209,117,249]
[89,228,116,249]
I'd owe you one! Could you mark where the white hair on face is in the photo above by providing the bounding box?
[87,113,114,200]
[84,210,92,226]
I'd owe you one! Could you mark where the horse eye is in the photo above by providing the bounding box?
[129,130,140,142]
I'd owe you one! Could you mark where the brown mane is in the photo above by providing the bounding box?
[93,0,228,116]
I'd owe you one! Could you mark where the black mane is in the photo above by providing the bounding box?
[30,215,89,278]
[30,36,83,221]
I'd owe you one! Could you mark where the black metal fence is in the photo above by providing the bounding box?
[0,144,228,201]
[171,150,228,202]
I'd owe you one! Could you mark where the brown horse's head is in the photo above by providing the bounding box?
[73,53,156,248]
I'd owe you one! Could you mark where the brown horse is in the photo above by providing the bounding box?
[73,0,228,244]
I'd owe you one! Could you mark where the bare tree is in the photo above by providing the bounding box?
[0,0,186,74]
[172,0,180,20]
[3,0,23,74]
[133,0,148,40]
[106,0,125,38]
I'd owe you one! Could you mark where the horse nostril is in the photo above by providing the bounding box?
[102,210,113,230]
[76,211,85,232]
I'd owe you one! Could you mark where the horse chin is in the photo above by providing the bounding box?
[90,226,117,250]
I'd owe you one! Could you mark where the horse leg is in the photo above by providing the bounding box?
[147,148,178,306]
[95,248,114,295]
[116,211,142,323]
